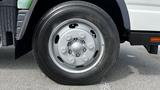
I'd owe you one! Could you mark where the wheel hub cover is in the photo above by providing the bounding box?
[70,41,84,55]
[58,29,96,66]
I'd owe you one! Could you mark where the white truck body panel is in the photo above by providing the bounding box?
[124,0,160,31]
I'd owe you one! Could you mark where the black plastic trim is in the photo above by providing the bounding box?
[129,31,160,45]
[0,0,17,46]
[116,0,130,30]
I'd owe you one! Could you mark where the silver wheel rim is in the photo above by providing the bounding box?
[48,18,105,73]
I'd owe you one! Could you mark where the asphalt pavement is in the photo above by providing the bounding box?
[0,42,159,90]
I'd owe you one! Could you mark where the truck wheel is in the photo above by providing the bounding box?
[33,1,120,85]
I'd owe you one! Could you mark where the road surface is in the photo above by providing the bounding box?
[0,42,159,90]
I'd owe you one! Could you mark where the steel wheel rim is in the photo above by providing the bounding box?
[48,18,105,73]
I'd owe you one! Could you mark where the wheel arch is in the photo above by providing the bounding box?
[15,0,130,58]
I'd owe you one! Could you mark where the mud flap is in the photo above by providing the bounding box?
[0,0,17,46]
[144,45,158,54]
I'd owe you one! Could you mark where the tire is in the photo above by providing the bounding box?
[33,1,120,85]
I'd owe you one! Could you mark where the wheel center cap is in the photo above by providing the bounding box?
[70,41,83,53]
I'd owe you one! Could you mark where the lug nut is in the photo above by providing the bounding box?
[83,48,86,52]
[61,47,67,54]
[83,56,89,62]
[76,53,81,57]
[66,35,72,41]
[88,44,94,50]
[68,50,72,54]
[81,40,85,44]
[68,58,75,64]
[74,38,78,41]
[68,42,72,46]
[79,33,86,39]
